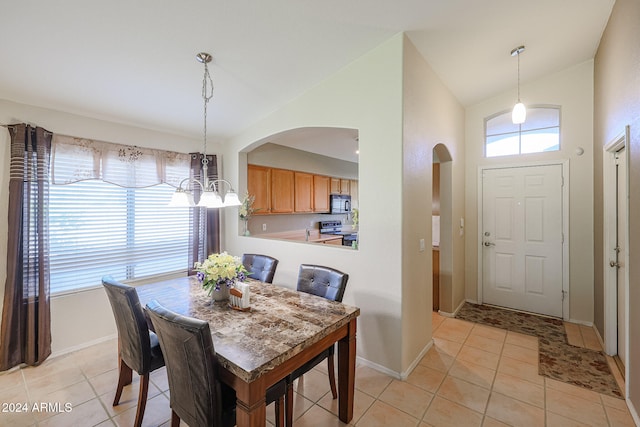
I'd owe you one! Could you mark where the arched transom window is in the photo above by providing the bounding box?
[485,106,560,157]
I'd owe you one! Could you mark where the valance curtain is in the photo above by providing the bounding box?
[51,134,191,188]
[188,153,221,274]
[0,124,52,371]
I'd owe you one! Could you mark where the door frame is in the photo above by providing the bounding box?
[603,126,630,378]
[477,160,570,320]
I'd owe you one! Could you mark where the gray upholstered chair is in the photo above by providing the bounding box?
[241,253,279,283]
[102,276,165,427]
[286,264,349,427]
[145,300,286,427]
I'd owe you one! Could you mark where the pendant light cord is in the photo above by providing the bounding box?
[517,51,521,102]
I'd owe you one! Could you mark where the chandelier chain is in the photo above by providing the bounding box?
[201,61,214,167]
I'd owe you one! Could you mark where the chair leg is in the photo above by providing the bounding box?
[285,382,294,427]
[113,358,133,406]
[327,354,337,399]
[133,373,150,427]
[171,410,181,427]
[274,394,285,427]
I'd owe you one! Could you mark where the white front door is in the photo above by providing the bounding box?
[482,165,564,317]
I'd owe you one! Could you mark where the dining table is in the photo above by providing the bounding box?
[135,275,360,427]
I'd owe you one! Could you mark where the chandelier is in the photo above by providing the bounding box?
[511,45,526,125]
[168,52,241,208]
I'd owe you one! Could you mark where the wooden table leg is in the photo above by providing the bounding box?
[337,318,357,423]
[231,375,267,427]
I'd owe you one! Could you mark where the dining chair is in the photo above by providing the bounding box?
[102,276,165,427]
[241,253,279,283]
[145,299,287,427]
[286,264,349,427]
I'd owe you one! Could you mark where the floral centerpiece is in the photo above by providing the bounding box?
[239,192,256,236]
[194,252,248,300]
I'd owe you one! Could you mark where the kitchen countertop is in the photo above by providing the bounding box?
[254,229,344,243]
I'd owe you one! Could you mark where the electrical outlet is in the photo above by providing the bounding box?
[262,224,267,231]
[309,220,314,228]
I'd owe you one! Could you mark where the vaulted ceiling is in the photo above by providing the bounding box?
[0,0,614,159]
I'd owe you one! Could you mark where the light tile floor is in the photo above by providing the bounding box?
[0,312,635,426]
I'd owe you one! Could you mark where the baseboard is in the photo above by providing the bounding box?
[50,334,118,359]
[356,356,401,380]
[438,298,468,318]
[399,340,433,380]
[628,398,640,427]
[568,318,594,327]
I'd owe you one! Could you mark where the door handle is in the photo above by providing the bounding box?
[484,241,495,247]
[609,260,620,268]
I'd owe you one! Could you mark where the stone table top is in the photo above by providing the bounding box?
[136,276,360,383]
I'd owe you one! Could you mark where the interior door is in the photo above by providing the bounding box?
[482,165,563,317]
[616,148,627,367]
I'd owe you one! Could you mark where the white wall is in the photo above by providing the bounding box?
[401,37,465,370]
[0,99,207,355]
[464,61,595,323]
[223,34,408,374]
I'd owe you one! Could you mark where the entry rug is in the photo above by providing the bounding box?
[455,303,623,399]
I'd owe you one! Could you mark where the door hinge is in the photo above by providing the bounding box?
[562,290,567,301]
[561,233,565,244]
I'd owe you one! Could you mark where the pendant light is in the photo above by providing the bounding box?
[168,53,241,208]
[511,45,526,124]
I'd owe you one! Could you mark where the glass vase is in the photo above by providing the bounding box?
[243,219,250,236]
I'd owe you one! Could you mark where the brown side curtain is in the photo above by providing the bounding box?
[0,124,52,371]
[188,153,221,274]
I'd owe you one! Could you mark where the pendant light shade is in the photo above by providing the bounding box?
[512,102,526,124]
[511,45,526,125]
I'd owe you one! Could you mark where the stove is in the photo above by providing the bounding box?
[320,221,358,247]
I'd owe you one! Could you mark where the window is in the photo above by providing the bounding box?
[49,136,193,294]
[485,106,560,157]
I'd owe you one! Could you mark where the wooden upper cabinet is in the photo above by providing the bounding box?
[313,175,330,213]
[349,179,358,208]
[330,177,351,195]
[330,177,341,194]
[294,172,314,212]
[270,168,295,213]
[247,164,270,214]
[340,179,351,195]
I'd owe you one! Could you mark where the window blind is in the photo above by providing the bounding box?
[49,160,192,294]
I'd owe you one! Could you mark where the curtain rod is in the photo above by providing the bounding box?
[1,123,53,137]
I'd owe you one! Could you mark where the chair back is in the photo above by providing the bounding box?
[242,254,279,283]
[145,300,232,427]
[102,276,154,374]
[296,264,349,302]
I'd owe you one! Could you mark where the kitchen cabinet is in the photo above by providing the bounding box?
[294,172,314,212]
[313,175,330,213]
[340,179,351,195]
[270,168,295,213]
[349,179,358,208]
[248,164,351,215]
[247,164,270,214]
[330,177,351,195]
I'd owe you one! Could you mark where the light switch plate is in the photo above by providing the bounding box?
[419,238,425,252]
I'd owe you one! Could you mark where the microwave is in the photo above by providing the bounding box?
[329,194,351,214]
